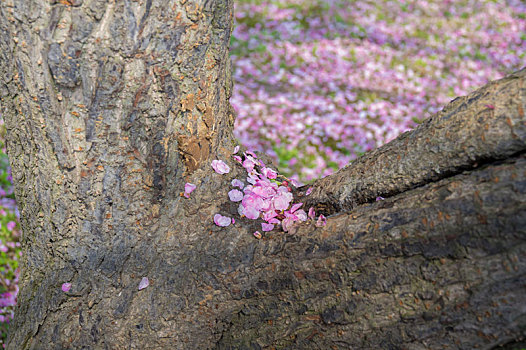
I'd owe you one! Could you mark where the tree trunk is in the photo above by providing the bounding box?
[0,1,525,349]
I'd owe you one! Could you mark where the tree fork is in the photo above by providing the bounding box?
[0,0,524,349]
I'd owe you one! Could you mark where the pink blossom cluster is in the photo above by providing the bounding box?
[231,0,526,182]
[212,148,326,236]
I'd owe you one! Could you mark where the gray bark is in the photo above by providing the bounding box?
[0,0,524,349]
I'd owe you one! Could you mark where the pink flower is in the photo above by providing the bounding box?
[261,223,274,232]
[231,179,244,188]
[316,215,327,227]
[61,283,71,292]
[214,214,232,227]
[211,160,230,174]
[138,277,149,290]
[228,189,244,202]
[6,221,16,231]
[184,183,196,198]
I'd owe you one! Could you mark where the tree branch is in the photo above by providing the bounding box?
[303,68,526,216]
[217,154,526,349]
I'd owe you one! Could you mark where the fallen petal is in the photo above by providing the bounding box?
[138,277,149,290]
[290,202,303,213]
[228,189,244,202]
[261,223,274,232]
[231,179,244,189]
[253,231,262,239]
[214,214,232,227]
[61,283,71,292]
[308,207,316,219]
[211,160,230,174]
[305,187,313,196]
[184,183,196,198]
[316,214,327,227]
[233,145,240,154]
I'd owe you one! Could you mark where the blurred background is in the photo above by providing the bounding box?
[231,0,526,182]
[0,0,524,344]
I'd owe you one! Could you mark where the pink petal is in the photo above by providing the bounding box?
[61,283,71,292]
[231,179,244,189]
[211,160,230,174]
[243,206,260,220]
[268,218,280,225]
[245,150,258,158]
[138,277,149,290]
[228,189,244,202]
[305,187,313,196]
[282,218,293,232]
[289,178,301,187]
[273,192,292,211]
[184,183,196,198]
[214,214,232,227]
[263,210,278,222]
[253,231,262,239]
[238,204,245,216]
[242,156,258,173]
[290,202,303,213]
[308,207,316,219]
[233,155,242,163]
[261,223,274,232]
[295,209,308,222]
[316,214,327,227]
[261,167,277,179]
[233,145,240,154]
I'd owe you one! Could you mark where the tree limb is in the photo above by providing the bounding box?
[303,68,526,216]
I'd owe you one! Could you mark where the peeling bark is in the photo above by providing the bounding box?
[0,1,525,349]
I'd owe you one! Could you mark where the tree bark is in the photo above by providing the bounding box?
[0,1,525,349]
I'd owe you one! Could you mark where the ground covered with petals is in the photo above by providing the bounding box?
[231,0,526,182]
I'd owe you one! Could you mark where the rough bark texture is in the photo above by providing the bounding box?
[0,0,525,349]
[303,69,526,215]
